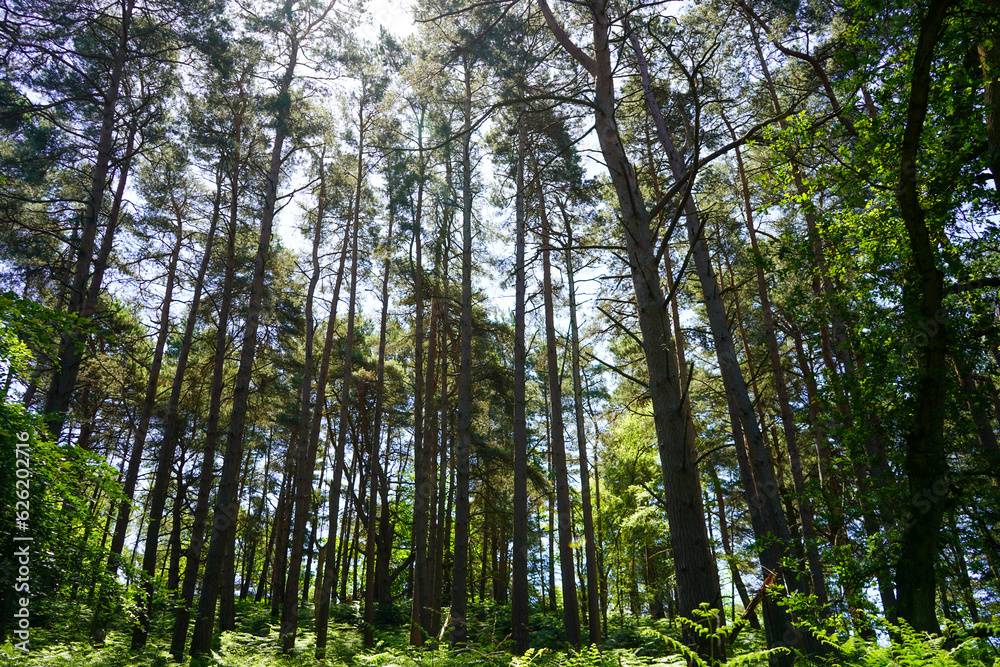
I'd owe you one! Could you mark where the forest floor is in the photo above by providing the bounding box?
[0,598,753,667]
[2,599,997,667]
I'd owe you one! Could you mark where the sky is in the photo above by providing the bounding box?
[359,0,418,40]
[271,0,417,275]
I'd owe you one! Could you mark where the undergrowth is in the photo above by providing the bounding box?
[1,603,996,667]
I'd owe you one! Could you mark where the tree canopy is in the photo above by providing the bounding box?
[1,0,999,665]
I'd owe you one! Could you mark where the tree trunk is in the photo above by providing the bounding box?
[84,122,141,640]
[93,170,180,644]
[244,442,271,601]
[893,0,954,634]
[44,0,135,438]
[280,151,329,655]
[547,448,556,614]
[410,116,430,643]
[449,57,473,648]
[301,508,318,602]
[537,1,726,656]
[170,159,240,660]
[628,25,812,662]
[422,276,441,634]
[745,28,891,627]
[338,457,357,603]
[511,109,531,655]
[375,439,394,606]
[316,109,364,658]
[586,403,608,636]
[270,439,297,617]
[189,42,297,659]
[560,202,601,645]
[978,26,1000,186]
[726,121,827,608]
[134,166,227,647]
[167,459,186,593]
[300,187,351,614]
[538,184,581,647]
[363,201,394,646]
[302,154,353,604]
[953,359,1000,482]
[432,222,453,633]
[708,465,759,629]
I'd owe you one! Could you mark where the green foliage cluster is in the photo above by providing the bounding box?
[0,292,123,628]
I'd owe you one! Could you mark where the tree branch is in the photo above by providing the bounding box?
[536,0,597,76]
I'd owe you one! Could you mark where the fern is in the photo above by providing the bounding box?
[801,618,998,667]
[634,604,787,667]
[510,648,550,667]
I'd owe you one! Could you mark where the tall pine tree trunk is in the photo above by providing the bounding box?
[363,205,395,646]
[432,219,453,633]
[449,57,474,647]
[44,0,135,438]
[189,42,298,659]
[316,109,364,658]
[560,203,601,645]
[537,1,725,657]
[127,209,189,648]
[628,26,812,662]
[410,117,430,643]
[270,434,297,618]
[511,109,531,655]
[170,153,241,659]
[91,152,178,642]
[538,184,581,647]
[726,120,827,608]
[281,152,329,655]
